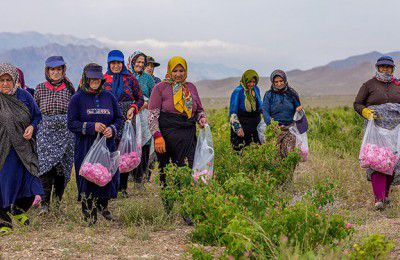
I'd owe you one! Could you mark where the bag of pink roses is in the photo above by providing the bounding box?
[118,116,142,173]
[289,126,309,162]
[79,134,120,187]
[192,124,214,184]
[359,119,400,175]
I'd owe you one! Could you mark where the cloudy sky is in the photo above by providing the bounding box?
[1,0,399,74]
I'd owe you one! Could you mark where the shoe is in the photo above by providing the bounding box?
[39,205,49,216]
[383,198,392,207]
[374,201,385,211]
[12,213,30,226]
[182,216,194,226]
[101,209,115,221]
[120,190,129,198]
[0,226,12,236]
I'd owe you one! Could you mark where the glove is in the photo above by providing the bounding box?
[155,136,166,154]
[362,108,375,120]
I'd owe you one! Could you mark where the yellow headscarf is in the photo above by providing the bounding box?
[165,56,193,118]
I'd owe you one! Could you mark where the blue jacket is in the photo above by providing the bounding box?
[262,90,301,126]
[229,85,262,116]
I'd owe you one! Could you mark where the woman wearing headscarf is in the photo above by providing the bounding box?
[34,56,75,214]
[229,69,263,151]
[354,56,400,210]
[148,56,207,186]
[68,63,123,224]
[262,70,303,158]
[127,51,155,190]
[16,68,35,96]
[0,63,43,235]
[103,50,144,197]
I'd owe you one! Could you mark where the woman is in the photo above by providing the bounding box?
[148,56,207,186]
[68,63,123,224]
[16,68,35,96]
[127,51,155,189]
[262,70,303,158]
[0,63,43,235]
[34,56,75,214]
[103,50,144,197]
[229,69,263,151]
[354,56,400,210]
[144,56,162,84]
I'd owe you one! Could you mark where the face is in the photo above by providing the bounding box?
[246,78,256,89]
[110,61,123,73]
[378,65,394,75]
[48,66,64,81]
[171,64,186,83]
[273,76,285,89]
[145,63,154,75]
[134,56,146,73]
[0,74,14,94]
[89,78,102,90]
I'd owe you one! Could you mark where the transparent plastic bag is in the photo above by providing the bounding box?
[359,119,400,175]
[257,120,267,144]
[79,134,120,187]
[118,116,142,173]
[289,126,309,162]
[192,124,214,184]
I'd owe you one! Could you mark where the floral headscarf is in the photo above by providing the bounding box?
[127,51,147,75]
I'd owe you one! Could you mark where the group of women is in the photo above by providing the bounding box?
[0,51,398,235]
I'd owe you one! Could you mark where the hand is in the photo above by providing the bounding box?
[199,118,207,128]
[142,102,148,110]
[237,128,245,138]
[155,136,166,154]
[362,108,375,120]
[103,127,113,138]
[23,125,34,140]
[127,107,136,120]
[296,106,303,112]
[95,123,106,133]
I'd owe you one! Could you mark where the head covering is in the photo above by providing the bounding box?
[108,50,125,63]
[79,63,104,94]
[240,69,259,112]
[164,56,192,118]
[107,50,130,100]
[85,64,103,79]
[375,56,395,83]
[146,56,160,67]
[127,51,147,75]
[0,63,19,95]
[45,56,66,68]
[376,56,395,68]
[16,68,26,89]
[270,69,300,103]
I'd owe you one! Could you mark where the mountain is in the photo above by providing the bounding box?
[0,43,109,86]
[196,51,399,98]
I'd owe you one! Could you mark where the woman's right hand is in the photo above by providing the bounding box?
[155,136,166,154]
[95,122,106,133]
[237,128,245,138]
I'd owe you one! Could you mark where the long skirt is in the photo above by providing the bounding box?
[230,111,261,151]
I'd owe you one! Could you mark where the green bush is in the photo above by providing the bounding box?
[350,234,395,260]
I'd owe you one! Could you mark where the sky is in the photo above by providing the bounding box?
[1,0,399,74]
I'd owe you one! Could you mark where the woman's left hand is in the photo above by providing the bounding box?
[103,127,113,138]
[23,125,34,140]
[199,118,207,128]
[296,106,303,112]
[127,107,136,120]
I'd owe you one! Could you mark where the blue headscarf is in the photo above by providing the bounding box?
[107,50,131,100]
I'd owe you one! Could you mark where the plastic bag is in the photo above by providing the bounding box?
[289,126,309,162]
[257,120,267,144]
[192,124,214,184]
[118,116,142,173]
[79,134,120,187]
[359,119,400,175]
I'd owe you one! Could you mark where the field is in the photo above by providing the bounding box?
[1,96,400,259]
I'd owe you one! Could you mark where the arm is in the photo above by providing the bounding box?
[147,75,156,98]
[33,86,40,109]
[190,84,206,122]
[262,92,272,125]
[229,89,242,132]
[130,76,144,112]
[28,93,42,134]
[67,95,96,135]
[148,84,163,138]
[110,94,124,137]
[354,83,369,116]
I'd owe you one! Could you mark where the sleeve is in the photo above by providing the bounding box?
[28,93,42,134]
[147,75,156,98]
[33,86,40,109]
[190,84,206,121]
[130,77,144,112]
[110,94,124,137]
[262,92,272,125]
[67,95,96,135]
[229,89,242,132]
[354,83,369,116]
[148,84,163,138]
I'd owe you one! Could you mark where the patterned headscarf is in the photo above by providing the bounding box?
[0,63,19,95]
[270,69,300,104]
[164,56,193,118]
[79,63,104,95]
[127,51,147,75]
[240,69,259,112]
